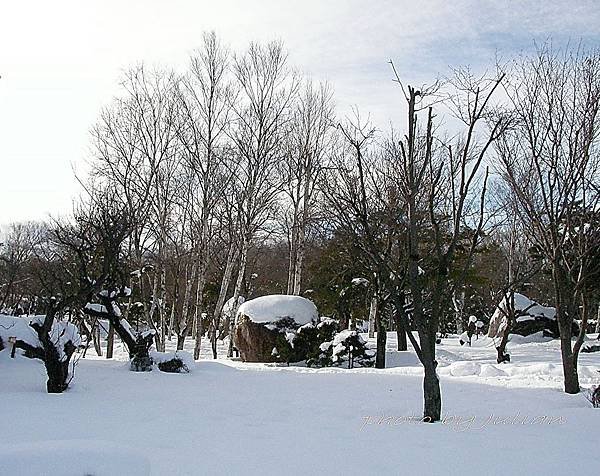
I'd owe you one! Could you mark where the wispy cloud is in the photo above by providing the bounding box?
[1,0,599,222]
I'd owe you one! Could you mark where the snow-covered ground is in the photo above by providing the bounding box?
[1,329,599,475]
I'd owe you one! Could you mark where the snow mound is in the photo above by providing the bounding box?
[237,295,318,325]
[479,364,508,377]
[447,361,482,377]
[151,350,194,366]
[332,329,365,346]
[509,332,552,344]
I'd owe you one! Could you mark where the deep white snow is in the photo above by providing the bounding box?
[1,319,599,475]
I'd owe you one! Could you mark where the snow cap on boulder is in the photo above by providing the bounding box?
[236,294,318,325]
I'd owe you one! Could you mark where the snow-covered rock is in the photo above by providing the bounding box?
[234,296,324,363]
[487,293,576,338]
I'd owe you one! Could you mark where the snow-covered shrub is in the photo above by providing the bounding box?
[318,329,375,369]
[586,385,600,408]
[268,316,340,366]
[150,351,192,373]
[270,317,303,363]
[301,317,338,367]
[268,317,376,368]
[581,344,600,353]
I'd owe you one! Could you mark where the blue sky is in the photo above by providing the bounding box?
[1,0,600,223]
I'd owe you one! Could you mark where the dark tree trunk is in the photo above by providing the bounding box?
[496,327,511,364]
[106,322,115,359]
[45,354,72,393]
[375,313,386,369]
[21,313,78,394]
[559,319,579,394]
[423,362,441,422]
[211,321,218,359]
[553,269,580,394]
[394,312,407,351]
[495,292,514,364]
[194,318,203,360]
[92,323,102,356]
[84,297,154,372]
[176,333,185,351]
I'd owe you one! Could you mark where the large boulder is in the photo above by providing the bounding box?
[234,316,281,363]
[488,293,578,339]
[233,295,318,363]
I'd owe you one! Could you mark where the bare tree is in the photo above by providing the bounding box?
[177,32,234,357]
[225,41,299,355]
[281,80,335,295]
[487,182,541,363]
[388,63,508,421]
[91,65,182,352]
[322,112,403,367]
[497,44,600,393]
[0,223,40,312]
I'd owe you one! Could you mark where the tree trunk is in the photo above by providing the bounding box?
[394,312,407,351]
[214,244,236,331]
[496,291,514,363]
[375,310,386,369]
[496,322,511,363]
[168,302,175,341]
[559,327,579,394]
[554,268,580,394]
[106,321,115,359]
[148,271,163,351]
[292,212,306,295]
[557,298,579,393]
[452,290,465,334]
[423,361,441,422]
[227,237,249,357]
[193,266,208,360]
[177,260,196,351]
[26,309,78,393]
[176,334,185,351]
[159,267,167,351]
[45,357,72,394]
[368,296,377,339]
[286,220,297,295]
[92,322,102,356]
